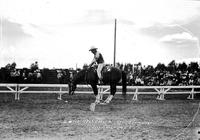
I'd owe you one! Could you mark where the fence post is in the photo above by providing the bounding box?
[17,84,20,100]
[187,88,194,100]
[57,87,62,100]
[15,84,20,100]
[98,86,104,101]
[132,87,138,101]
[156,88,165,100]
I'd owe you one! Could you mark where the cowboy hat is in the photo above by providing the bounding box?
[89,46,98,51]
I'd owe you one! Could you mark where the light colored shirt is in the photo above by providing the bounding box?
[91,51,100,64]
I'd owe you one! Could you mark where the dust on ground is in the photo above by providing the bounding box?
[0,93,199,140]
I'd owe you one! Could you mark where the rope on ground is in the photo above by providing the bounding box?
[173,100,200,140]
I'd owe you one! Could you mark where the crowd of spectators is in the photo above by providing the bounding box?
[120,60,200,86]
[0,61,42,83]
[0,61,72,84]
[1,60,200,86]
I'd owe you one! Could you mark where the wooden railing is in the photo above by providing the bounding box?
[0,84,199,100]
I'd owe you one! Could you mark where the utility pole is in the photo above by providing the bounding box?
[113,19,117,67]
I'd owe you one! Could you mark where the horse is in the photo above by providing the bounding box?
[68,65,127,106]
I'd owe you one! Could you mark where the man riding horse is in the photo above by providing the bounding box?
[89,46,105,84]
[68,46,127,111]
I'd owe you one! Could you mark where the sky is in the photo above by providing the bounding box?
[1,0,200,69]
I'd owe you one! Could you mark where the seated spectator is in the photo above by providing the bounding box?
[30,61,39,72]
[57,70,64,84]
[135,76,144,86]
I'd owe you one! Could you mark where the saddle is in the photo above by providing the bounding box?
[101,65,112,75]
[91,65,112,78]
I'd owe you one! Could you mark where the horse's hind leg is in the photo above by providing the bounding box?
[111,83,116,96]
[104,84,116,104]
[91,84,100,104]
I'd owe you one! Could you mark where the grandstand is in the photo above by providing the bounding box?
[1,60,200,86]
[0,61,200,100]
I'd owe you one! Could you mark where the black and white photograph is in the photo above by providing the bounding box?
[0,0,200,139]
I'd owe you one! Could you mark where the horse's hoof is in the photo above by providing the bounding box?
[90,103,96,112]
[103,101,110,104]
[99,102,107,105]
[95,100,100,104]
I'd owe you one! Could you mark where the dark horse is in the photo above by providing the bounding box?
[69,66,127,104]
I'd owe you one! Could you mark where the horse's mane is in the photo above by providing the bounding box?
[73,67,97,84]
[72,68,87,84]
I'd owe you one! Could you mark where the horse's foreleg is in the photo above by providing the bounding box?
[91,84,98,96]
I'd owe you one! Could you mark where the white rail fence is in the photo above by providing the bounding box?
[0,84,68,100]
[0,84,199,100]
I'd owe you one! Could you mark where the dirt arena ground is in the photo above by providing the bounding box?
[0,93,200,140]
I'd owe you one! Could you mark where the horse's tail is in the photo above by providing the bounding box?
[122,70,127,95]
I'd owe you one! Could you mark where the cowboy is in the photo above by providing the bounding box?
[89,46,105,84]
